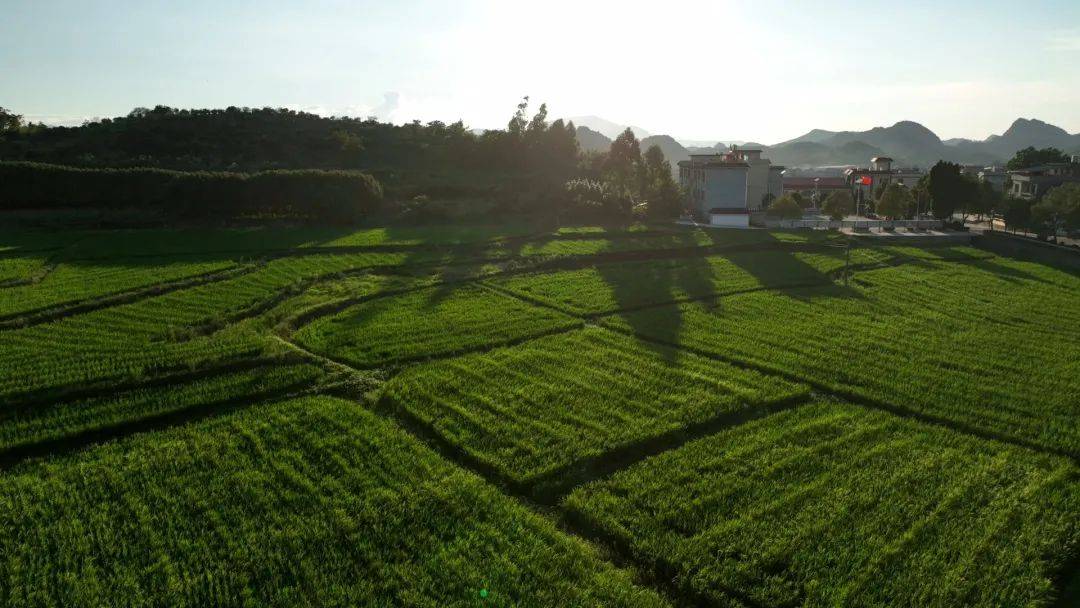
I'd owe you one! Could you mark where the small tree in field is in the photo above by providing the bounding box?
[822,190,854,220]
[877,183,914,219]
[767,194,803,220]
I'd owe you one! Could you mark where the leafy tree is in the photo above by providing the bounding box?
[0,107,22,132]
[1033,183,1080,242]
[507,96,529,138]
[525,102,548,141]
[1006,146,1070,171]
[767,194,803,220]
[976,180,1002,224]
[1001,196,1032,233]
[822,190,854,220]
[926,161,967,220]
[876,183,914,219]
[951,175,984,222]
[605,128,643,200]
[641,145,681,218]
[789,191,808,209]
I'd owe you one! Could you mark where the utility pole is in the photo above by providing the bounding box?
[843,236,852,287]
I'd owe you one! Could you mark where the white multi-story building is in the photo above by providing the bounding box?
[677,146,784,227]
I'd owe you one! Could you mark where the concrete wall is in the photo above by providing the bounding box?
[703,167,748,215]
[767,169,784,201]
[745,160,771,211]
[709,213,750,228]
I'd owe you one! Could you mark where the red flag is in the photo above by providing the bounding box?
[856,176,872,186]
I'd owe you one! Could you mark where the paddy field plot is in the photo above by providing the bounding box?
[0,396,667,608]
[566,400,1080,608]
[1,223,1077,607]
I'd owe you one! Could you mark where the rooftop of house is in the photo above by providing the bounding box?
[1007,162,1080,175]
[845,167,923,175]
[679,159,750,169]
[783,177,848,189]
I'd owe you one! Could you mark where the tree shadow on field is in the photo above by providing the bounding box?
[596,230,865,365]
[594,229,725,364]
[964,257,1057,286]
[390,223,553,310]
[725,235,864,304]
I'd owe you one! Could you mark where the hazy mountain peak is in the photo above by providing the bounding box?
[566,116,650,140]
[1002,117,1070,139]
[574,125,612,153]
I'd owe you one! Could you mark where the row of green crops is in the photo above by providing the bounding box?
[0,396,668,608]
[506,228,829,258]
[601,257,1080,455]
[1,224,781,263]
[0,320,270,403]
[566,400,1080,608]
[0,256,242,318]
[0,253,443,399]
[0,362,325,452]
[295,284,582,368]
[0,226,859,323]
[488,249,890,316]
[104,252,433,338]
[0,254,51,285]
[380,327,810,485]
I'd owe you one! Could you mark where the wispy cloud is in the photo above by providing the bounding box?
[1047,30,1080,51]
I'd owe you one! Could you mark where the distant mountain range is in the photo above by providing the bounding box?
[566,116,650,141]
[571,116,1080,170]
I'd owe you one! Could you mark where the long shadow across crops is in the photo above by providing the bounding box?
[596,231,861,363]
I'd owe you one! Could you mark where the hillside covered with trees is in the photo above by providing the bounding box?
[0,102,682,226]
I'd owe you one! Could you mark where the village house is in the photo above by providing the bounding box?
[1008,161,1080,200]
[678,146,784,227]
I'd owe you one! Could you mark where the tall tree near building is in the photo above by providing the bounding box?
[605,128,643,200]
[1006,146,1070,171]
[766,195,803,220]
[926,161,966,220]
[822,190,854,220]
[876,183,914,219]
[641,145,681,218]
[1001,196,1033,233]
[976,181,1002,223]
[953,176,983,222]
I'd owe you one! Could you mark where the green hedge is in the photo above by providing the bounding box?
[0,162,383,224]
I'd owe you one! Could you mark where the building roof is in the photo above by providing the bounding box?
[1007,162,1080,175]
[678,159,749,169]
[871,156,894,162]
[783,177,848,189]
[845,167,923,175]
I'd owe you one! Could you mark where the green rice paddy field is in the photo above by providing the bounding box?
[0,224,1077,607]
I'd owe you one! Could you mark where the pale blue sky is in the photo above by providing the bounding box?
[2,0,1079,143]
